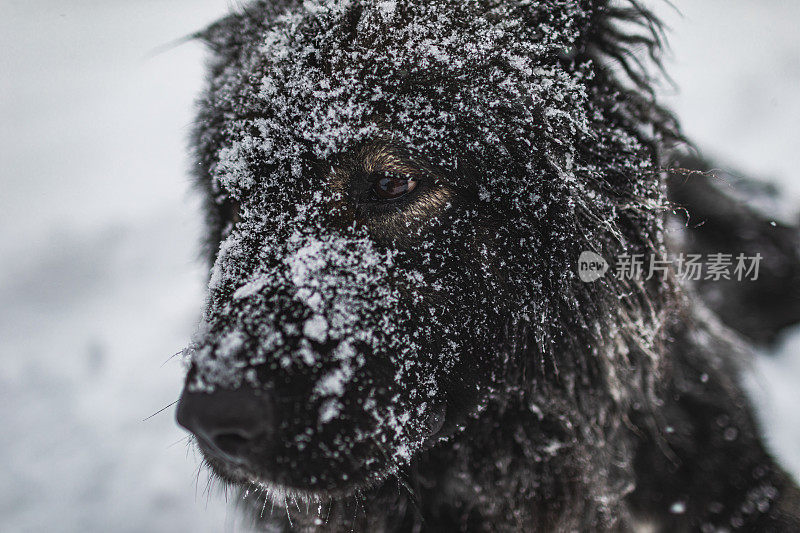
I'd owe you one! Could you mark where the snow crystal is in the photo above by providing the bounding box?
[377,0,397,18]
[313,364,353,398]
[319,399,342,424]
[303,314,329,343]
[233,274,270,300]
[394,444,411,462]
[669,501,686,514]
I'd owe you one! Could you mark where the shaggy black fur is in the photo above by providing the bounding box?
[175,1,800,531]
[667,155,800,346]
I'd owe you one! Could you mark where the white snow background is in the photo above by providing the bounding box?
[0,1,798,531]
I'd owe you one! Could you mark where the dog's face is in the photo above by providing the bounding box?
[178,0,669,500]
[180,139,506,495]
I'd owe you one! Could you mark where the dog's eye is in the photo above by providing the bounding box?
[372,172,418,200]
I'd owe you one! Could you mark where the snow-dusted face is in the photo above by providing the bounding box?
[178,141,504,495]
[176,0,665,501]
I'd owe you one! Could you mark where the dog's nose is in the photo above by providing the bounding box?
[176,385,274,464]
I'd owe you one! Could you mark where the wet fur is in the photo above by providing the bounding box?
[182,1,800,531]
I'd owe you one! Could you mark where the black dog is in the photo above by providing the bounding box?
[175,1,800,530]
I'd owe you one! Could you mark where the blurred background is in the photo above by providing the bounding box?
[1,1,798,531]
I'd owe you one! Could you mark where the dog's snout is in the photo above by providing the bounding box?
[176,385,274,464]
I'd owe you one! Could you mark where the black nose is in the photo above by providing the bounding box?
[176,385,274,465]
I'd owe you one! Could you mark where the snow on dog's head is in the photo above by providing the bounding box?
[178,0,676,498]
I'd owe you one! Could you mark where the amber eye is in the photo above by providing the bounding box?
[372,172,419,200]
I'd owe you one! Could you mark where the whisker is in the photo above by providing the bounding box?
[284,495,293,528]
[351,491,358,533]
[161,349,185,367]
[203,474,214,503]
[142,400,178,422]
[260,489,269,518]
[194,462,204,502]
[143,32,199,60]
[167,435,191,449]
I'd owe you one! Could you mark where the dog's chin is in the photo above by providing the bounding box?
[199,447,396,502]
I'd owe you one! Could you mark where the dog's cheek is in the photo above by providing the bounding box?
[425,222,512,412]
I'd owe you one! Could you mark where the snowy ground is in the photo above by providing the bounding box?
[1,1,798,531]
